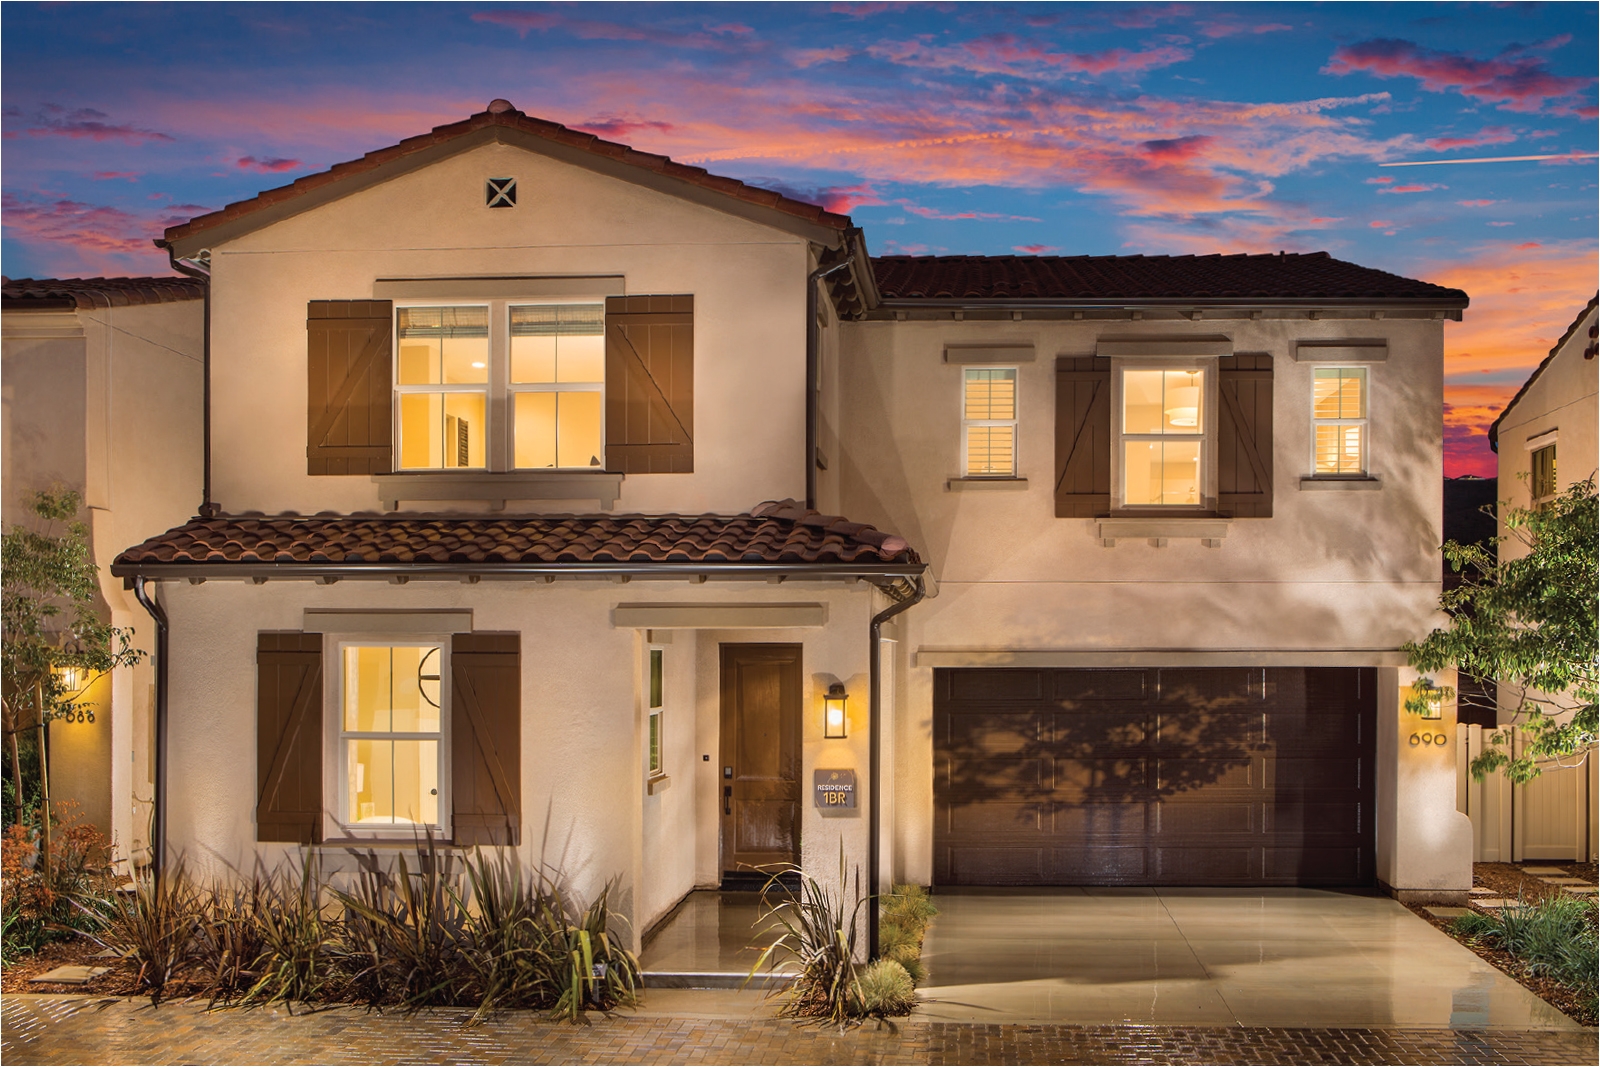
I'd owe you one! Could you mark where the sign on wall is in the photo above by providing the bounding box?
[814,768,857,809]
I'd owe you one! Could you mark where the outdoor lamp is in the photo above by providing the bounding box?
[55,665,87,693]
[1420,692,1444,720]
[823,683,848,739]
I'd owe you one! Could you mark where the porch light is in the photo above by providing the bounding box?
[1420,692,1443,720]
[54,665,88,693]
[1165,373,1201,428]
[823,683,849,739]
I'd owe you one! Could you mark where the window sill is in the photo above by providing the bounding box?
[946,477,1029,491]
[373,471,623,511]
[1097,516,1230,548]
[647,774,671,795]
[1299,476,1381,491]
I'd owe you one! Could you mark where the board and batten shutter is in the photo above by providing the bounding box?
[1217,354,1274,518]
[451,633,521,846]
[256,632,324,843]
[1054,356,1112,518]
[307,300,393,475]
[604,295,693,473]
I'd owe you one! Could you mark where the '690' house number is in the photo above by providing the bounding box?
[814,768,857,809]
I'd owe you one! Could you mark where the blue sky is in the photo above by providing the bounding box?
[3,2,1596,472]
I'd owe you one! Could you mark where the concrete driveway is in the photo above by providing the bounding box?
[912,887,1583,1029]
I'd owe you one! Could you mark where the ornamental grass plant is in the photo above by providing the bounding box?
[1453,895,1599,1016]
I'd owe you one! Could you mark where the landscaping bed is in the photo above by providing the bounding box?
[1403,861,1598,1028]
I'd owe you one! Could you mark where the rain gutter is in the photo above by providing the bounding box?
[130,577,169,880]
[867,574,925,960]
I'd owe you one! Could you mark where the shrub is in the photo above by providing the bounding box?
[1453,896,1599,1015]
[333,847,467,1009]
[2,800,117,961]
[100,863,204,1003]
[750,846,866,1024]
[855,958,916,1016]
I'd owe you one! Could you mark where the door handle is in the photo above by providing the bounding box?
[723,786,732,816]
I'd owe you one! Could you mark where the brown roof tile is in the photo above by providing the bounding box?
[870,252,1468,306]
[160,102,851,248]
[111,500,920,575]
[2,276,206,311]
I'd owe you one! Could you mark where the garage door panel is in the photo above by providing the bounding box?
[935,667,1375,888]
[1053,847,1148,881]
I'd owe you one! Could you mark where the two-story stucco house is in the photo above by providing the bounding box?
[2,276,205,866]
[109,101,1475,950]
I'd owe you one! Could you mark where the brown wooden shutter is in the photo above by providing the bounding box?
[256,632,323,843]
[604,295,693,473]
[1217,354,1274,518]
[1054,356,1112,517]
[307,300,393,475]
[451,632,521,846]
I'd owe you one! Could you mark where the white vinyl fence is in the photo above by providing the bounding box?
[1456,724,1598,862]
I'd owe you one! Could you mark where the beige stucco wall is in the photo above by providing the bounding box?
[830,314,1465,891]
[158,577,881,946]
[2,301,202,865]
[1495,301,1597,524]
[205,141,811,517]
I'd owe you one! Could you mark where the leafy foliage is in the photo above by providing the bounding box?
[1452,895,1598,1016]
[748,846,867,1024]
[1406,477,1597,782]
[1,799,116,960]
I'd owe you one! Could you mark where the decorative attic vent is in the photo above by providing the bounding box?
[486,178,517,208]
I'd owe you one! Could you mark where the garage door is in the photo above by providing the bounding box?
[933,667,1375,887]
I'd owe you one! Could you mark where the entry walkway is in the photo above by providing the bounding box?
[913,888,1582,1029]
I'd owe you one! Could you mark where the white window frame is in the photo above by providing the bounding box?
[1110,357,1216,511]
[323,632,452,842]
[1529,440,1557,505]
[960,366,1020,478]
[393,299,606,473]
[1308,365,1369,478]
[646,644,666,782]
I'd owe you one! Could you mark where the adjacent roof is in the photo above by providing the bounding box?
[870,252,1469,307]
[159,99,851,254]
[1488,292,1600,451]
[2,276,206,311]
[111,500,922,579]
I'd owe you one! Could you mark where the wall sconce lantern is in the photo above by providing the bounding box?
[54,665,88,694]
[823,683,849,739]
[1420,692,1444,720]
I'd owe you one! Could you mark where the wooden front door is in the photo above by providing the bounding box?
[720,644,802,876]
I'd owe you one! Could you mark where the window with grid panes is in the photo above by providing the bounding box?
[647,648,664,778]
[963,367,1018,477]
[1311,367,1367,476]
[1531,443,1557,505]
[1121,367,1205,506]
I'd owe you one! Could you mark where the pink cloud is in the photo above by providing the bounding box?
[92,171,140,182]
[1369,220,1393,228]
[831,2,914,17]
[573,117,677,139]
[469,11,561,37]
[1488,221,1516,227]
[20,106,173,144]
[705,23,754,36]
[1378,182,1446,194]
[1197,20,1293,39]
[903,203,1042,222]
[742,179,884,214]
[469,9,745,50]
[867,35,1191,79]
[1066,45,1192,75]
[1424,125,1516,151]
[1365,176,1393,184]
[1324,38,1594,114]
[1013,244,1060,254]
[790,46,853,68]
[237,156,302,173]
[1457,199,1499,207]
[0,192,177,274]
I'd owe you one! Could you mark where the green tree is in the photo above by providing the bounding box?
[1406,476,1598,782]
[1,488,143,877]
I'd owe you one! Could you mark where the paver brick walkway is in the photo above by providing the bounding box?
[3,995,1596,1066]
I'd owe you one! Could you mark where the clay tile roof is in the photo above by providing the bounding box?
[111,500,920,575]
[1,275,206,311]
[869,252,1468,306]
[160,103,851,248]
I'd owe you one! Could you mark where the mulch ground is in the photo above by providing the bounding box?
[1403,861,1598,1028]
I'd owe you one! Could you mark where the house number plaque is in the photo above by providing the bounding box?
[814,769,857,809]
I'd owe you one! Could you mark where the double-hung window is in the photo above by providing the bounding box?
[1120,366,1206,506]
[1311,367,1367,476]
[337,640,448,834]
[962,368,1018,477]
[395,302,605,471]
[647,647,665,780]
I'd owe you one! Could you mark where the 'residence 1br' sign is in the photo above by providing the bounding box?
[813,768,857,809]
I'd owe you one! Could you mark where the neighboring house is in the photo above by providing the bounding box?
[108,101,1476,948]
[1,276,205,867]
[1441,474,1498,728]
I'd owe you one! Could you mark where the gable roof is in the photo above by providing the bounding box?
[2,275,205,311]
[1488,292,1599,451]
[110,499,922,581]
[158,100,852,257]
[869,252,1469,309]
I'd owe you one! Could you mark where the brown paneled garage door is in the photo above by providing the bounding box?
[933,667,1375,886]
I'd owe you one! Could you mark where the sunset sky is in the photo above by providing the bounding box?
[3,2,1595,475]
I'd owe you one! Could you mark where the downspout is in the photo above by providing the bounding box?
[130,577,169,881]
[164,249,216,518]
[806,259,854,510]
[867,574,925,959]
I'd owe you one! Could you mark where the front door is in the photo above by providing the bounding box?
[719,644,802,877]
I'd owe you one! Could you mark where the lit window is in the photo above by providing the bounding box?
[1531,443,1556,504]
[1312,367,1367,476]
[963,368,1017,477]
[394,302,605,471]
[1121,367,1204,506]
[648,647,664,778]
[340,642,445,830]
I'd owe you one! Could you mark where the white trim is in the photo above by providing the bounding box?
[913,647,1411,668]
[1309,366,1369,478]
[1524,428,1559,451]
[960,365,1019,478]
[1111,359,1216,510]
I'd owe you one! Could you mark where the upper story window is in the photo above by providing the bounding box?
[1120,366,1205,506]
[648,646,665,779]
[962,367,1018,477]
[338,640,448,834]
[1530,442,1557,505]
[1311,367,1367,476]
[394,302,606,471]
